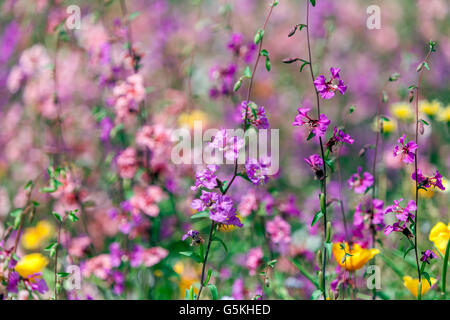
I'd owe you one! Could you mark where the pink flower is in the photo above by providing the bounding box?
[245,247,264,276]
[116,148,138,179]
[412,169,445,191]
[208,129,244,161]
[266,216,291,246]
[130,186,165,217]
[393,134,417,164]
[304,154,324,180]
[113,74,146,123]
[313,67,347,99]
[292,107,330,138]
[347,167,374,194]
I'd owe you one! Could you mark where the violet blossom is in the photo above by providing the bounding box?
[347,167,374,194]
[393,134,417,164]
[292,107,330,137]
[313,67,347,99]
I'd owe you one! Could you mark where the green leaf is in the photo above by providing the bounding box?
[203,269,213,286]
[212,237,228,255]
[260,49,269,57]
[421,271,432,286]
[190,211,209,219]
[423,62,430,70]
[349,105,356,114]
[267,259,277,268]
[179,251,203,263]
[233,79,242,92]
[57,272,71,278]
[388,73,400,81]
[270,0,279,7]
[306,131,315,141]
[243,66,252,78]
[52,211,63,223]
[68,211,79,222]
[24,180,34,190]
[208,284,218,300]
[254,29,264,44]
[403,243,415,259]
[311,211,324,227]
[265,58,271,72]
[420,119,429,126]
[310,0,316,7]
[128,11,141,21]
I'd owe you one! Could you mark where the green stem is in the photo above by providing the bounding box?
[442,239,450,299]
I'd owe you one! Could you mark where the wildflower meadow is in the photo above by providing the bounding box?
[0,0,449,305]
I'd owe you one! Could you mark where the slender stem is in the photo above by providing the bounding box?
[413,50,432,298]
[197,2,277,300]
[305,0,327,299]
[54,220,63,300]
[442,239,450,299]
[197,221,215,300]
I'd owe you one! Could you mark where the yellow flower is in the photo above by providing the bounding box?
[332,242,379,272]
[403,276,437,297]
[419,100,441,117]
[437,105,450,122]
[15,253,48,278]
[174,261,199,298]
[178,110,208,129]
[372,117,397,134]
[411,181,434,199]
[21,220,54,250]
[391,102,413,121]
[429,222,450,256]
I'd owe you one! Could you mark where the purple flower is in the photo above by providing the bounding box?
[109,242,123,268]
[7,271,19,293]
[304,154,324,180]
[112,271,125,295]
[208,129,244,161]
[313,67,347,99]
[326,127,354,152]
[209,63,237,98]
[420,250,438,264]
[393,134,417,164]
[240,101,269,129]
[245,158,270,185]
[293,107,330,138]
[384,199,417,237]
[226,33,256,63]
[412,169,446,191]
[191,191,242,227]
[347,167,374,194]
[353,199,385,238]
[191,165,219,191]
[182,229,203,246]
[99,117,114,143]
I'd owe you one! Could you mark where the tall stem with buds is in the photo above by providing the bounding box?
[197,1,277,300]
[305,0,328,299]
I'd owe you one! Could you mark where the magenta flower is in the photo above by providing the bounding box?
[326,126,354,152]
[384,199,417,237]
[393,134,417,164]
[347,167,374,194]
[191,165,219,191]
[245,247,264,276]
[292,107,330,137]
[182,229,203,246]
[305,154,324,180]
[191,191,242,227]
[266,216,291,247]
[353,199,385,239]
[313,67,347,99]
[412,169,446,191]
[245,158,270,185]
[240,101,269,129]
[420,250,438,264]
[209,129,244,161]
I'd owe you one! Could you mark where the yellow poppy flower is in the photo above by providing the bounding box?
[391,102,413,121]
[21,220,54,250]
[437,105,450,123]
[174,261,199,298]
[419,100,441,117]
[178,110,208,129]
[429,222,450,256]
[411,181,434,199]
[403,276,437,297]
[372,117,397,134]
[15,253,48,278]
[332,242,379,272]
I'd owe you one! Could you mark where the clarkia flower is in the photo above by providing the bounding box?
[191,191,242,227]
[313,67,347,99]
[384,199,417,236]
[240,101,269,129]
[182,229,203,246]
[209,129,244,161]
[292,107,330,137]
[245,247,263,276]
[353,199,385,239]
[412,169,445,191]
[347,167,373,194]
[420,249,437,264]
[393,134,417,164]
[304,154,324,180]
[191,165,219,191]
[245,158,270,185]
[326,127,354,152]
[266,216,291,249]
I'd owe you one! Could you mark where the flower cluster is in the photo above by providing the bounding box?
[313,67,347,100]
[191,191,242,227]
[384,199,417,236]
